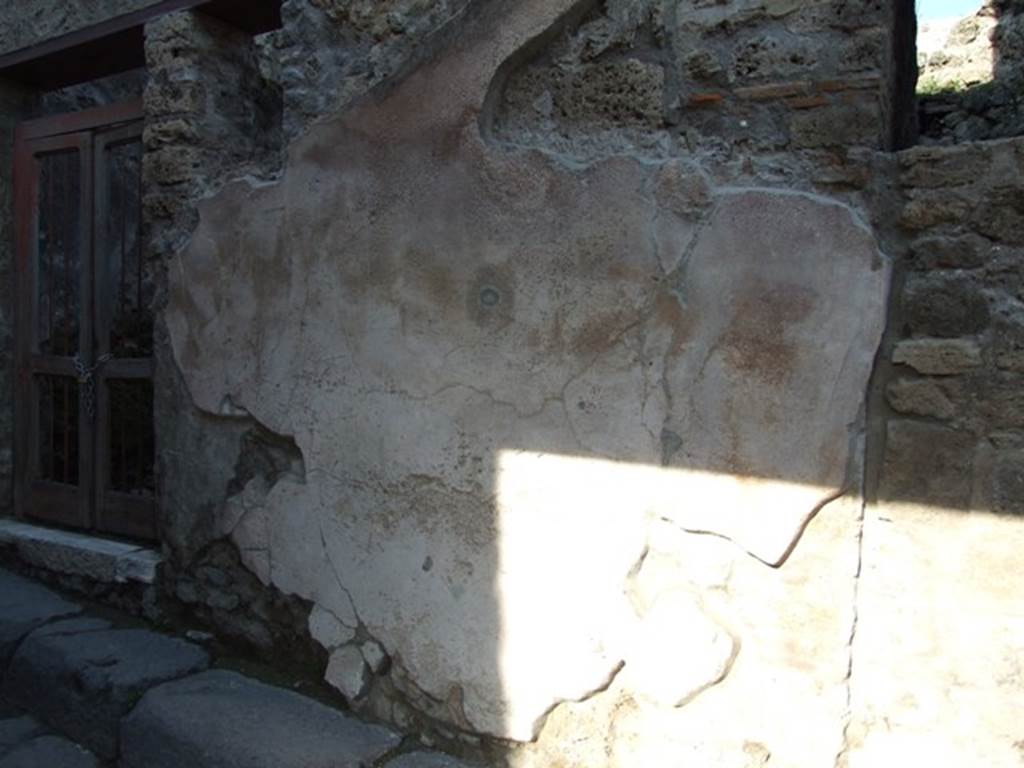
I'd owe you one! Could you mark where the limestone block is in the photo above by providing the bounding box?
[885,377,956,419]
[902,275,991,338]
[0,520,161,584]
[326,646,371,701]
[880,421,975,509]
[892,338,983,375]
[909,235,990,270]
[790,100,880,148]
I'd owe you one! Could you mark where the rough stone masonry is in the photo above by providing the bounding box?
[1,0,1023,766]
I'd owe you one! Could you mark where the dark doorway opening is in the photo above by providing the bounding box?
[13,101,156,541]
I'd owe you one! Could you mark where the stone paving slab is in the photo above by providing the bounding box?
[120,669,402,768]
[0,734,99,768]
[385,752,481,768]
[0,569,80,667]
[4,618,209,759]
[0,716,43,757]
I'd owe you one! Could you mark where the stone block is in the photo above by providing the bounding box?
[385,753,480,768]
[838,27,886,73]
[879,421,975,509]
[790,101,880,148]
[902,276,990,338]
[144,146,206,186]
[732,33,818,82]
[120,670,401,768]
[991,451,1024,515]
[0,568,80,668]
[0,735,98,768]
[908,234,991,270]
[995,349,1024,372]
[892,338,982,375]
[0,717,43,756]
[898,143,991,188]
[556,58,665,130]
[325,645,370,701]
[143,80,204,117]
[0,520,161,584]
[978,380,1024,428]
[898,191,974,231]
[4,620,209,758]
[972,184,1024,245]
[885,377,957,420]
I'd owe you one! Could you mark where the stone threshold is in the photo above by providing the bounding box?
[0,519,162,586]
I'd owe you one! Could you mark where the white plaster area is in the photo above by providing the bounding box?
[846,503,1024,768]
[0,519,162,584]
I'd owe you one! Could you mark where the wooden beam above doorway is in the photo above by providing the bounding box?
[0,0,282,91]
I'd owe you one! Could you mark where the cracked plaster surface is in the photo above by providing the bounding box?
[166,0,890,741]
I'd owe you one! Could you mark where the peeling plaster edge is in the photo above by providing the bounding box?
[523,659,627,744]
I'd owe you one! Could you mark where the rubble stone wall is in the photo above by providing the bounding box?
[491,0,896,159]
[919,0,1024,143]
[0,0,155,56]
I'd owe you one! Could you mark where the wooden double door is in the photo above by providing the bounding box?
[13,102,157,540]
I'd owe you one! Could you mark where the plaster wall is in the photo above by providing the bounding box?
[166,0,893,760]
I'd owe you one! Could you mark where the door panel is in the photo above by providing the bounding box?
[93,122,155,540]
[13,102,155,540]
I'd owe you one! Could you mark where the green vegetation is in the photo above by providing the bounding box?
[917,73,977,95]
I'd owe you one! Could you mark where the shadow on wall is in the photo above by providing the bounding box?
[161,0,1024,765]
[918,0,1024,142]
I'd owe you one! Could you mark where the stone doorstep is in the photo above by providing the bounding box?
[0,519,162,585]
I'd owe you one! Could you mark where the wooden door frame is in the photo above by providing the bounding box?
[13,130,93,529]
[12,99,152,539]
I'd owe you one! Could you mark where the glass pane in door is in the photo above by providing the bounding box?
[106,378,155,496]
[35,374,80,485]
[36,150,81,356]
[101,139,151,358]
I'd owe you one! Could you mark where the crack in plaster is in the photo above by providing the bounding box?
[834,495,867,768]
[317,519,362,630]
